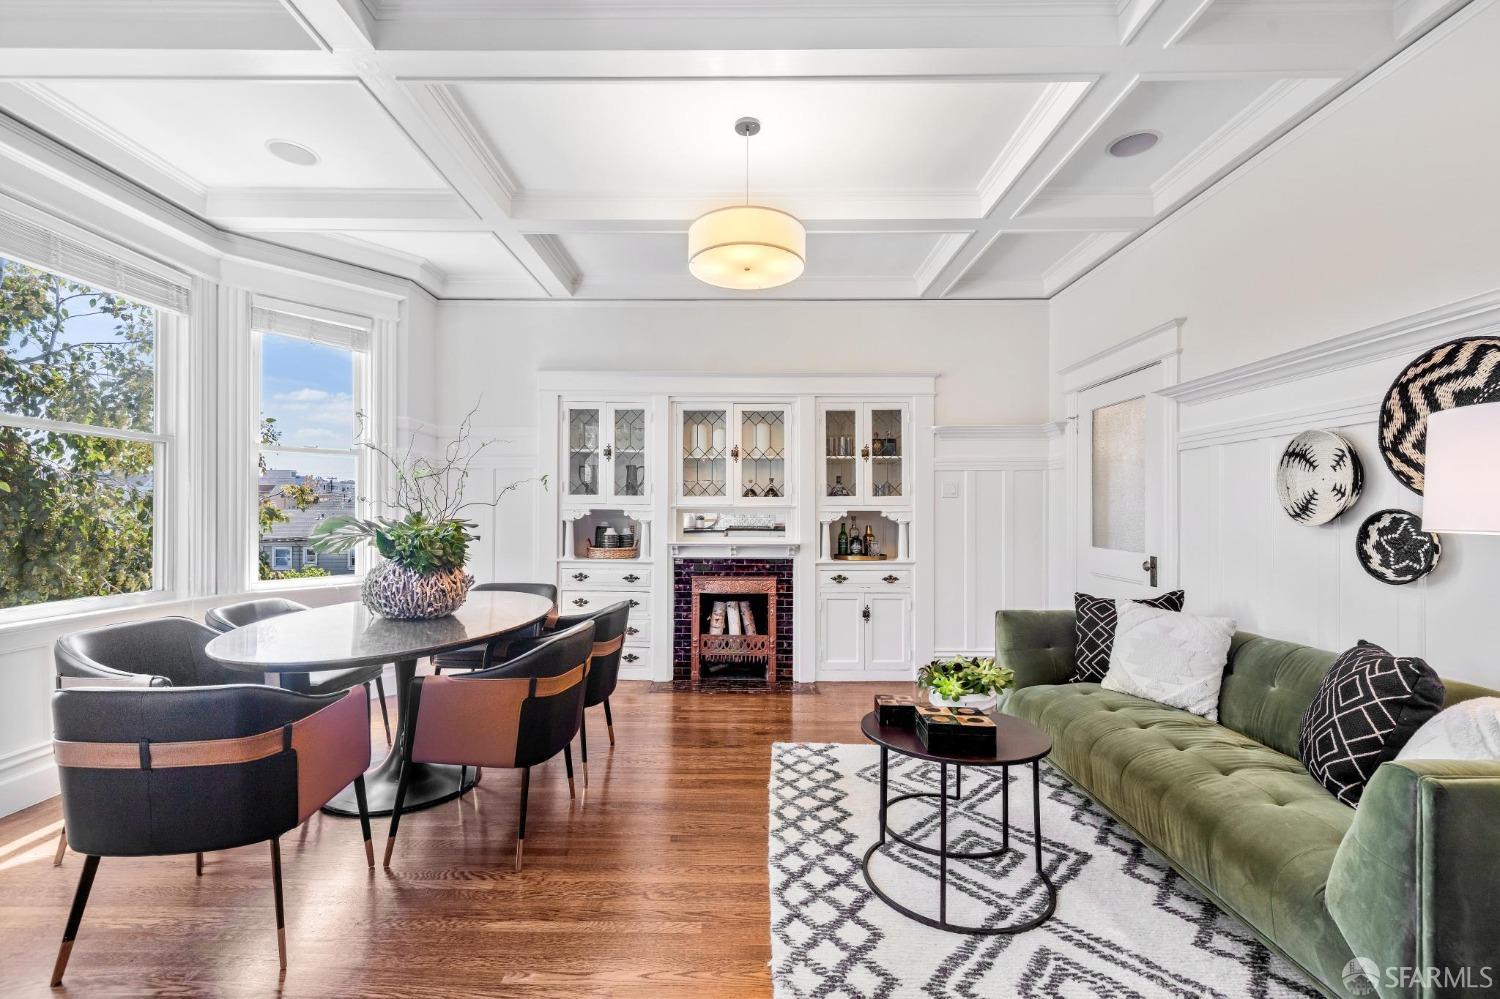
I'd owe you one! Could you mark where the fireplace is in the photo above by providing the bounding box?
[673,558,794,689]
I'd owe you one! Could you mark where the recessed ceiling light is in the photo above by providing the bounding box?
[265,139,319,166]
[1107,131,1160,158]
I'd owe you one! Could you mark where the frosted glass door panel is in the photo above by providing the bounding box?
[681,409,727,498]
[738,408,787,499]
[1090,397,1146,553]
[612,407,647,499]
[869,407,904,499]
[567,406,601,497]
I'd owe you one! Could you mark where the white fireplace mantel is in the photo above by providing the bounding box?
[670,542,800,560]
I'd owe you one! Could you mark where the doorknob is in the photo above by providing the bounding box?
[1141,555,1158,588]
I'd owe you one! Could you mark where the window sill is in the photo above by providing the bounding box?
[251,575,364,593]
[0,589,183,642]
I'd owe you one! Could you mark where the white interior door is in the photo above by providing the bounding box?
[1076,363,1170,600]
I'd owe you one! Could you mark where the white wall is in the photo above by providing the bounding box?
[1049,0,1500,387]
[1048,0,1500,686]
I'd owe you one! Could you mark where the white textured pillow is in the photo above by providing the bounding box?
[1102,601,1237,721]
[1395,697,1500,761]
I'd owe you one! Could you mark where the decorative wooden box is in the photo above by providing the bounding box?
[915,705,997,755]
[874,693,918,729]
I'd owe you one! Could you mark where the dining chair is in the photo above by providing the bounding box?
[488,601,631,789]
[385,620,593,872]
[205,598,392,746]
[429,582,559,674]
[48,683,374,987]
[51,616,260,868]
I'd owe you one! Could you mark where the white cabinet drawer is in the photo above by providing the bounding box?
[560,563,651,588]
[618,645,649,668]
[561,589,649,616]
[818,567,911,590]
[622,615,650,643]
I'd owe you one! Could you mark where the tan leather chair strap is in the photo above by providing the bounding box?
[53,696,344,770]
[533,662,587,697]
[592,635,624,657]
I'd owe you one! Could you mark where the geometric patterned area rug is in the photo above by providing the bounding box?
[769,743,1323,999]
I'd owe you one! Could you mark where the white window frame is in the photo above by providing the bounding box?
[347,551,357,571]
[0,245,185,626]
[251,299,371,590]
[270,546,293,571]
[302,546,318,566]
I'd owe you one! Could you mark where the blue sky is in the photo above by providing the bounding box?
[260,333,357,478]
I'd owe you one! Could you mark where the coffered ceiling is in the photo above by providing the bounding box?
[0,0,1469,300]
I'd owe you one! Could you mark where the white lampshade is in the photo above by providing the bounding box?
[687,205,806,291]
[1422,402,1500,535]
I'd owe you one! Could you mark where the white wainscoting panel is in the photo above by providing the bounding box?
[1167,295,1500,688]
[932,427,1054,657]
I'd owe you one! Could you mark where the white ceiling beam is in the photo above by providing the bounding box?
[205,189,480,231]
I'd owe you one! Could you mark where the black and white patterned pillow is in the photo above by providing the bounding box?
[1072,590,1185,682]
[1297,640,1445,806]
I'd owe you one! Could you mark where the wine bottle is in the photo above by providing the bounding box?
[837,521,849,556]
[849,516,864,556]
[864,524,876,557]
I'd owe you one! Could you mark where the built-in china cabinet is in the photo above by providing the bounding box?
[537,373,934,685]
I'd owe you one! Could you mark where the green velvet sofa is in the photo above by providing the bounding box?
[996,609,1500,999]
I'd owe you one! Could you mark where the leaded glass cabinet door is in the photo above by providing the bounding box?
[679,406,728,501]
[608,405,649,504]
[565,404,603,499]
[733,404,790,503]
[863,403,907,506]
[821,406,858,502]
[1076,363,1167,598]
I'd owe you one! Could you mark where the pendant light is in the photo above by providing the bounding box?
[687,117,807,291]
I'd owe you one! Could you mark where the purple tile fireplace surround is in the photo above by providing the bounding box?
[672,557,794,689]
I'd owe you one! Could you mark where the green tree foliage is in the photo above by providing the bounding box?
[1,259,156,610]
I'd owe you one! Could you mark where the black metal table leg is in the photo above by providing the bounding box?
[1002,764,1010,852]
[878,746,889,845]
[938,763,948,925]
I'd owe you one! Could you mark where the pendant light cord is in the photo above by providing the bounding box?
[744,130,750,205]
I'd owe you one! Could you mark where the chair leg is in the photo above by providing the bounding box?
[53,827,67,867]
[603,698,615,747]
[269,838,286,971]
[195,852,204,877]
[460,765,468,789]
[384,757,414,869]
[579,715,589,788]
[353,775,373,869]
[562,744,576,798]
[50,854,99,987]
[474,768,483,785]
[374,676,392,746]
[516,766,531,872]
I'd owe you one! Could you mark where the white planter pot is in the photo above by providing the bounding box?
[924,690,999,713]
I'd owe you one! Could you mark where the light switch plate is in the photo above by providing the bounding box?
[941,481,960,498]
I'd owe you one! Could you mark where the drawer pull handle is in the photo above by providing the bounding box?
[831,574,848,584]
[629,599,640,608]
[882,574,900,584]
[626,626,639,636]
[572,597,589,607]
[623,653,639,663]
[862,604,871,622]
[623,573,640,583]
[572,572,589,582]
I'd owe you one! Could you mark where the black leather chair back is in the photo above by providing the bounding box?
[204,598,310,633]
[55,617,244,688]
[563,601,631,707]
[52,684,352,856]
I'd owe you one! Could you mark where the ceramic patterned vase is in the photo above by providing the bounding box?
[361,561,474,619]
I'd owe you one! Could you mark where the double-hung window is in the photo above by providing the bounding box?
[252,301,369,583]
[1,216,188,616]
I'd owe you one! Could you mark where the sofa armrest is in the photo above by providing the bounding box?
[1326,759,1500,999]
[994,610,1076,689]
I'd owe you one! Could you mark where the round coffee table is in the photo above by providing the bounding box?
[859,710,1056,935]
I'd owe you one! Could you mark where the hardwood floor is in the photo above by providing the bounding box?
[0,680,906,998]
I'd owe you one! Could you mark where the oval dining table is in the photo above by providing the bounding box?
[204,590,555,817]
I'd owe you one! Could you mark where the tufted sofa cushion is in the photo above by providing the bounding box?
[1008,682,1357,990]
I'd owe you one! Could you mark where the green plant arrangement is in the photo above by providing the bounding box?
[917,655,1015,708]
[311,406,545,619]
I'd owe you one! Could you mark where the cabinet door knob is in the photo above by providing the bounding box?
[882,574,900,584]
[623,653,639,663]
[862,604,871,622]
[572,597,589,607]
[572,572,589,582]
[861,445,871,461]
[626,626,639,636]
[623,573,640,583]
[730,444,741,461]
[831,574,848,584]
[603,443,613,459]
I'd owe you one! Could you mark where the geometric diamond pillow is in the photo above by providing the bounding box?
[1297,640,1446,806]
[1072,589,1185,682]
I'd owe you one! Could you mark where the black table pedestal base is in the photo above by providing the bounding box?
[321,656,475,818]
[861,753,1057,935]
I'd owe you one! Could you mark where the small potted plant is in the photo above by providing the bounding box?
[917,655,1015,712]
[311,407,544,620]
